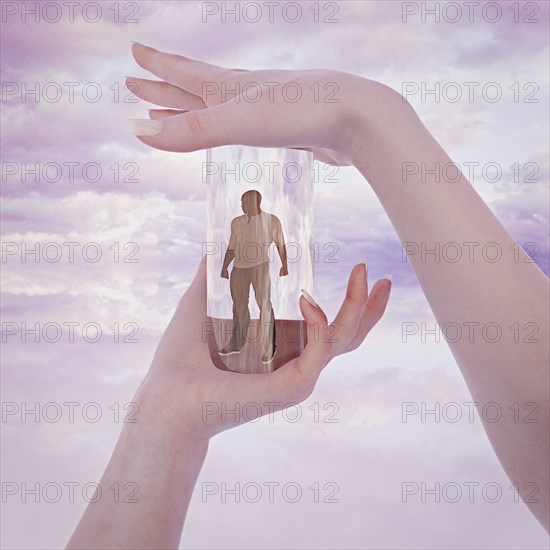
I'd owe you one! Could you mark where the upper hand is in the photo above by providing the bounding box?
[127,42,375,166]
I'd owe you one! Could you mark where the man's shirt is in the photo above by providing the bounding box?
[228,211,285,268]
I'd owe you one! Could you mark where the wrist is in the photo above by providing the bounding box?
[344,77,412,170]
[133,374,212,448]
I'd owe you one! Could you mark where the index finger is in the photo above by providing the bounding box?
[132,42,234,99]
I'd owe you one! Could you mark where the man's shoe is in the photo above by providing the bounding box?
[261,345,276,364]
[219,344,243,356]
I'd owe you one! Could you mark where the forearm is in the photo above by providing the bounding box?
[222,249,235,270]
[352,87,549,345]
[277,244,288,267]
[350,83,549,525]
[66,389,209,549]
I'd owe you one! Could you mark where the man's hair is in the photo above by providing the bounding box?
[242,189,262,206]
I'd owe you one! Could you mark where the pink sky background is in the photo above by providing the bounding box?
[1,1,549,548]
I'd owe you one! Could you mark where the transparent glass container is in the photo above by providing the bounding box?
[204,145,314,374]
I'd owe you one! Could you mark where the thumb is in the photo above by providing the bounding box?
[294,291,332,384]
[129,84,305,153]
[130,100,239,153]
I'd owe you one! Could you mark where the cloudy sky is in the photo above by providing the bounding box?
[1,1,549,548]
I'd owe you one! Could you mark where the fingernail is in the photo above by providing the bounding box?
[301,288,319,308]
[382,274,393,283]
[128,119,162,136]
[359,258,367,271]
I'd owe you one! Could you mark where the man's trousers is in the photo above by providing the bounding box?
[229,262,276,353]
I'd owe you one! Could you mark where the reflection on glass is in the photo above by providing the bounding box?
[205,145,314,374]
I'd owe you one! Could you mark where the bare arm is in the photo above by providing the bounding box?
[220,248,235,277]
[221,223,237,278]
[350,84,549,529]
[274,217,288,275]
[66,390,208,549]
[66,258,391,548]
[127,42,549,531]
[276,244,288,271]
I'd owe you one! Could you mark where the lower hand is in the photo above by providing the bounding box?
[136,257,391,441]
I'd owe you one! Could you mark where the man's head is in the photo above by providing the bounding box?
[241,190,262,215]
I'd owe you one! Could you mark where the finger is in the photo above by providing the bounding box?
[294,293,332,384]
[132,102,233,152]
[342,277,392,354]
[126,76,206,110]
[231,293,332,411]
[132,42,228,97]
[138,126,338,161]
[131,43,269,107]
[329,263,369,356]
[131,92,320,153]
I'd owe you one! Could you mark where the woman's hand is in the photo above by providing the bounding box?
[127,42,387,166]
[136,257,391,440]
[66,257,391,550]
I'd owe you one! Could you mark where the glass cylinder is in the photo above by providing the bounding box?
[204,145,315,374]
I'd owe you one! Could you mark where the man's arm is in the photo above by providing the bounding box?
[221,221,237,278]
[273,216,288,276]
[220,249,235,278]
